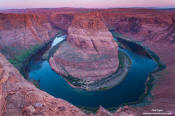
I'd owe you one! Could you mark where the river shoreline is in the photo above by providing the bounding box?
[111,31,165,110]
[24,32,161,112]
[76,33,163,112]
[48,35,132,91]
[50,46,132,91]
[23,32,64,78]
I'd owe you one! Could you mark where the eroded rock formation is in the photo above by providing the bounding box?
[50,13,119,81]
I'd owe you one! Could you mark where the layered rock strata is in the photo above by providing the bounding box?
[50,13,119,81]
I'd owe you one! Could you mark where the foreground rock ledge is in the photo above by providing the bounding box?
[0,53,135,116]
[0,53,84,116]
[50,13,119,81]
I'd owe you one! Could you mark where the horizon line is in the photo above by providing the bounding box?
[0,6,175,10]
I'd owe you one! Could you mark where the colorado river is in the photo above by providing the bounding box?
[27,35,157,108]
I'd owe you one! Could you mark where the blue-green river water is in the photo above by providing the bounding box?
[28,37,157,108]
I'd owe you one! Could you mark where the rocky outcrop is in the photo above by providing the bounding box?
[67,13,118,54]
[0,53,86,116]
[50,13,119,81]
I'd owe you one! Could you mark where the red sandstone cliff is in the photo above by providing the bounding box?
[67,13,117,53]
[50,13,119,81]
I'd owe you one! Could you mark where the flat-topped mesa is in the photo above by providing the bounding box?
[67,13,118,54]
[50,13,119,81]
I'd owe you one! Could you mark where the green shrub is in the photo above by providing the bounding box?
[9,44,41,70]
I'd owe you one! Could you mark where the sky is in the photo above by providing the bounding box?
[0,0,175,9]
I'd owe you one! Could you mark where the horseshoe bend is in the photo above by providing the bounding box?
[0,8,175,116]
[49,13,122,90]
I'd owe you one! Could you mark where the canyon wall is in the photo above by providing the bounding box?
[101,9,175,43]
[0,12,76,62]
[0,13,59,59]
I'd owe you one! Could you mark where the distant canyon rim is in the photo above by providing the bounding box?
[0,8,175,116]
